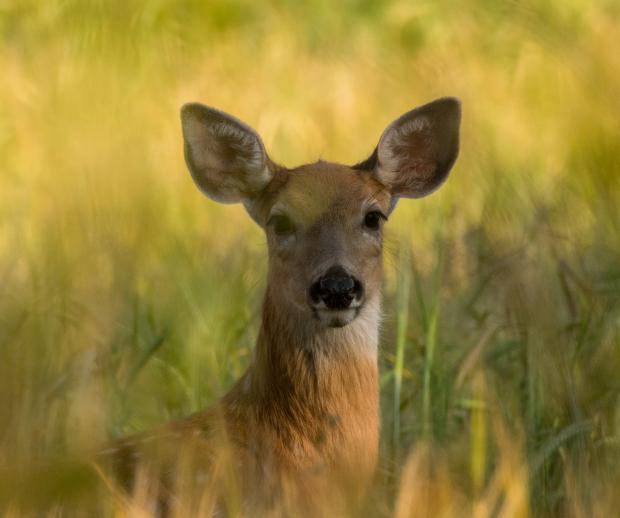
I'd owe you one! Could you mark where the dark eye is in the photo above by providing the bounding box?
[364,211,385,230]
[268,214,296,236]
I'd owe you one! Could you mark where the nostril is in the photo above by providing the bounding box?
[352,278,364,299]
[310,281,322,303]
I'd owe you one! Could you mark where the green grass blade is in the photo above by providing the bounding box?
[393,244,410,463]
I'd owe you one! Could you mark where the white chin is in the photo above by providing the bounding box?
[316,308,357,328]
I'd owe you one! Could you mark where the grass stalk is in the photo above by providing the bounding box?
[393,244,411,464]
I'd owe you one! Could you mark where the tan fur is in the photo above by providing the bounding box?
[191,164,385,514]
[101,163,386,516]
[100,98,460,516]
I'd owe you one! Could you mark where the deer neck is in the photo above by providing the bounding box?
[247,285,380,439]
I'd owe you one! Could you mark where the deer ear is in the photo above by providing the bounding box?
[181,103,274,204]
[373,97,461,199]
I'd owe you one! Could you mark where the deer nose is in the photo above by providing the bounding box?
[310,266,364,310]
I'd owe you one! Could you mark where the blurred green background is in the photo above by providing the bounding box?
[1,0,619,516]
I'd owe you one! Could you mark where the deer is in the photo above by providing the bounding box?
[97,97,461,517]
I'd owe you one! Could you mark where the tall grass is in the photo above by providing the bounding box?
[1,0,619,515]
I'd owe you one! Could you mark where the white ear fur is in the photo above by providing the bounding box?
[181,103,273,204]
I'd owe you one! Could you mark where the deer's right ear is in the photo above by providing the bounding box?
[181,103,274,204]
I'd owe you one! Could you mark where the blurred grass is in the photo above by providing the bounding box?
[1,0,619,515]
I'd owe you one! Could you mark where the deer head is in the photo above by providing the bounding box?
[181,98,460,330]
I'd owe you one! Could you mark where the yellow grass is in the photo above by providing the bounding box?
[1,1,619,515]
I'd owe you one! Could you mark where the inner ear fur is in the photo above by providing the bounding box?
[354,97,461,199]
[181,103,274,204]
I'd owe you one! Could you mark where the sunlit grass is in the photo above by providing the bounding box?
[1,0,619,515]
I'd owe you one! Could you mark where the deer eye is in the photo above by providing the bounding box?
[268,214,296,236]
[363,210,385,230]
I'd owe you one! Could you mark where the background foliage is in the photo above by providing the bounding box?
[1,0,619,515]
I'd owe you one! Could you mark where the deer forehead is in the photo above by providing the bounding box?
[270,162,390,224]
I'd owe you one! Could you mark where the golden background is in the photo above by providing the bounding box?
[0,1,619,515]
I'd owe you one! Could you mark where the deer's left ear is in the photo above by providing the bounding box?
[372,97,461,199]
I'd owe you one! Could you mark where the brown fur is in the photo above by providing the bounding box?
[100,163,385,516]
[99,98,460,516]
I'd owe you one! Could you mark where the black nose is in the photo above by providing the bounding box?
[310,266,364,310]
